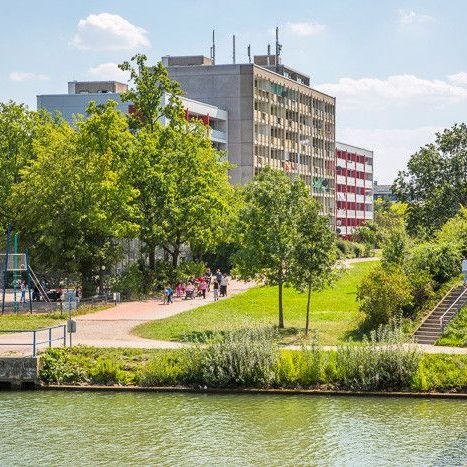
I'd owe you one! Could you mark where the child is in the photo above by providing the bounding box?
[164,285,173,304]
[213,280,219,301]
[175,282,184,298]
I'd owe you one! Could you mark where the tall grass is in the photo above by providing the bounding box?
[336,325,421,390]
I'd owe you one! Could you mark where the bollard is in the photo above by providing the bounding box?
[63,325,66,347]
[48,327,52,348]
[32,330,36,357]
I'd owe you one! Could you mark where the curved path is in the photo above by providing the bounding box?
[0,280,254,354]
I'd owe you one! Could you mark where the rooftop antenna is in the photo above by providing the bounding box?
[232,34,236,64]
[212,29,216,64]
[275,26,282,72]
[247,44,251,63]
[267,43,271,65]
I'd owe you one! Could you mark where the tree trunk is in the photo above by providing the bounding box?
[80,264,95,299]
[172,244,180,268]
[148,247,156,270]
[305,283,312,337]
[278,280,284,329]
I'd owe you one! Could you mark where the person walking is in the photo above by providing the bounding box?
[164,285,173,304]
[20,280,26,304]
[198,278,207,299]
[205,269,212,292]
[215,269,223,286]
[220,274,229,297]
[213,280,219,301]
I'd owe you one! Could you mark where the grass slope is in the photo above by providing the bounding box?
[133,261,375,345]
[436,307,467,347]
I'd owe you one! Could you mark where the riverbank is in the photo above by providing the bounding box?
[40,383,467,399]
[38,343,467,394]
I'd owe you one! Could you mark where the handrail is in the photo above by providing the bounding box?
[440,287,467,331]
[413,284,458,334]
[0,325,66,356]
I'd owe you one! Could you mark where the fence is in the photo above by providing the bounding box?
[0,325,66,356]
[1,292,117,315]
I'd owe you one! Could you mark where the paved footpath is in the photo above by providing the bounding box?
[0,280,254,354]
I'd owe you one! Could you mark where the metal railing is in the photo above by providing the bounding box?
[0,325,66,356]
[413,284,457,335]
[440,287,467,331]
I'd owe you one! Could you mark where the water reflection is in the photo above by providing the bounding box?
[0,391,465,466]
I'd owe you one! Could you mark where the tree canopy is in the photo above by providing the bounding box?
[393,123,467,234]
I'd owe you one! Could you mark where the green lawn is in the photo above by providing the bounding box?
[133,261,375,345]
[0,304,112,331]
[436,307,467,347]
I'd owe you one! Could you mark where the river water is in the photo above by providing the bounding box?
[0,391,465,466]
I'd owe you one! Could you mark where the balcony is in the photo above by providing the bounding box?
[365,180,373,189]
[210,129,227,143]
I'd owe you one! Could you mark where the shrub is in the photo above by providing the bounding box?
[357,265,412,329]
[412,354,467,391]
[336,325,421,390]
[108,263,145,300]
[89,358,133,385]
[405,242,460,287]
[139,351,194,386]
[382,228,409,267]
[40,348,89,384]
[336,239,352,258]
[197,326,278,387]
[436,307,467,348]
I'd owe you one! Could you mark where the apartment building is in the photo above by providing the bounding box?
[37,81,228,152]
[335,142,374,238]
[164,54,336,222]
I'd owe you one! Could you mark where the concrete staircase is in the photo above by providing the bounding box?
[413,285,467,344]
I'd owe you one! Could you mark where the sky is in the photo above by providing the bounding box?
[1,0,466,183]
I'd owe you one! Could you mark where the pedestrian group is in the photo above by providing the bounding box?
[163,268,230,305]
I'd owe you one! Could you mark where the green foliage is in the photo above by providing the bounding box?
[436,307,467,347]
[405,242,460,286]
[0,101,45,229]
[393,123,467,233]
[40,348,88,384]
[234,168,311,328]
[12,101,139,296]
[336,239,369,259]
[119,54,184,132]
[381,227,409,267]
[196,326,278,387]
[289,198,336,334]
[412,354,467,391]
[357,265,412,328]
[89,358,133,385]
[176,261,207,282]
[139,351,195,386]
[39,342,466,392]
[336,326,421,390]
[436,206,467,258]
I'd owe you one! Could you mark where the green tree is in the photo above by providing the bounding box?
[234,168,310,329]
[393,123,467,234]
[119,54,184,132]
[144,123,235,267]
[12,102,139,296]
[0,101,44,229]
[436,206,467,258]
[290,199,336,336]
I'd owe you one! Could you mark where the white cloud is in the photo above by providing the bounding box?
[398,9,434,25]
[88,63,130,82]
[9,71,49,82]
[286,21,326,36]
[338,126,443,183]
[71,13,150,51]
[316,74,467,110]
[448,72,467,87]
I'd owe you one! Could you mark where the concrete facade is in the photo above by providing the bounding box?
[37,81,228,152]
[165,55,336,221]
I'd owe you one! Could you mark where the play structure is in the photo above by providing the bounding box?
[1,225,50,313]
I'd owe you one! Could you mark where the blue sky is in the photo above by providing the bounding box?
[2,0,466,182]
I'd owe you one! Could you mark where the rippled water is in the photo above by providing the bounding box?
[0,391,465,466]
